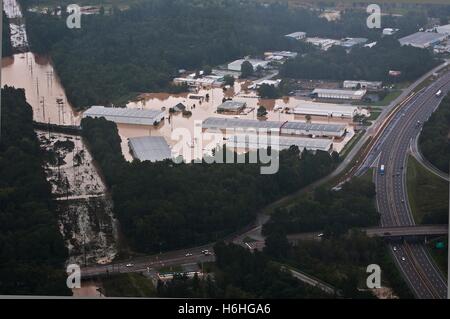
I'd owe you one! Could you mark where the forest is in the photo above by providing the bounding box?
[0,86,69,295]
[263,178,379,236]
[81,117,340,253]
[418,93,450,174]
[280,37,439,82]
[21,0,431,109]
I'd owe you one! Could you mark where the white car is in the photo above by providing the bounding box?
[393,247,397,252]
[401,257,406,262]
[126,263,134,268]
[185,253,193,257]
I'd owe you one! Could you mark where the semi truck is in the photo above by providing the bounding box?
[436,90,442,97]
[379,164,385,176]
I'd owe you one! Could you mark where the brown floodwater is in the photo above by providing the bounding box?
[2,52,81,126]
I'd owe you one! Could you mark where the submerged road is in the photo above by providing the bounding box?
[357,71,450,299]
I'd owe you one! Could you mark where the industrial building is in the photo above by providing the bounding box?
[399,32,447,49]
[312,88,367,100]
[249,79,281,90]
[128,136,172,162]
[280,121,346,138]
[305,37,340,51]
[285,31,306,40]
[292,102,361,119]
[227,59,269,72]
[343,80,383,91]
[382,28,399,36]
[83,106,165,126]
[339,37,368,49]
[227,135,333,153]
[202,117,346,138]
[173,76,223,88]
[217,101,247,114]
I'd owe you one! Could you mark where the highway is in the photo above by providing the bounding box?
[356,70,450,299]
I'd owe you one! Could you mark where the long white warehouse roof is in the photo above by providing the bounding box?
[313,88,366,100]
[292,102,359,118]
[202,117,346,134]
[83,106,165,126]
[228,135,332,152]
[128,136,172,162]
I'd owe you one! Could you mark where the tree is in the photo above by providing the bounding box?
[257,84,281,99]
[264,231,291,259]
[257,105,268,117]
[240,61,254,79]
[223,75,235,87]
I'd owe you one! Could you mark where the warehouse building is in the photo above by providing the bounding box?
[292,102,361,119]
[280,122,346,138]
[339,37,368,49]
[382,28,399,36]
[399,32,447,49]
[285,31,306,40]
[128,136,172,162]
[305,37,340,51]
[312,88,367,100]
[227,135,333,153]
[343,80,383,91]
[217,101,247,114]
[83,106,165,126]
[202,117,346,138]
[227,59,270,72]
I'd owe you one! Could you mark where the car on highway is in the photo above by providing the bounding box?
[185,253,193,257]
[393,246,397,252]
[401,257,406,262]
[126,263,134,268]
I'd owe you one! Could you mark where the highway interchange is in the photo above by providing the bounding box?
[355,70,450,299]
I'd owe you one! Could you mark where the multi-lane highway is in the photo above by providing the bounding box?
[356,70,450,299]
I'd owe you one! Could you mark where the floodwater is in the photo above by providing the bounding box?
[121,82,353,160]
[2,52,80,126]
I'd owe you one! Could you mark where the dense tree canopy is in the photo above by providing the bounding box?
[419,94,450,174]
[263,178,379,237]
[81,117,339,253]
[0,86,69,295]
[280,37,439,83]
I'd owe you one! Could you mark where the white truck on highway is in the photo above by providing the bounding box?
[436,90,442,97]
[379,164,385,176]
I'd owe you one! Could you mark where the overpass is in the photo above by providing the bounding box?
[286,225,448,245]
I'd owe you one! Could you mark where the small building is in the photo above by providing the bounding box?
[399,32,447,49]
[265,51,298,63]
[312,88,367,101]
[389,70,402,77]
[173,76,222,88]
[285,32,306,40]
[305,37,340,51]
[339,37,368,49]
[382,28,399,36]
[172,103,186,112]
[217,101,247,114]
[249,79,281,90]
[343,80,383,91]
[83,106,165,126]
[227,59,270,72]
[128,136,172,162]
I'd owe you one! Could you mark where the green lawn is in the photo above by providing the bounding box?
[100,273,156,297]
[406,155,449,224]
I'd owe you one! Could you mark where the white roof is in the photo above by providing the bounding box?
[399,32,447,48]
[313,88,367,98]
[293,101,358,117]
[83,106,165,125]
[285,31,306,38]
[128,136,172,162]
[228,135,332,152]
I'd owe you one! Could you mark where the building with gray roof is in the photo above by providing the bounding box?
[128,136,172,162]
[83,106,165,126]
